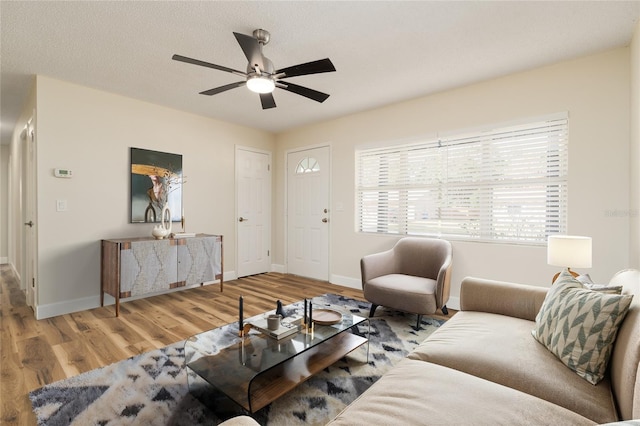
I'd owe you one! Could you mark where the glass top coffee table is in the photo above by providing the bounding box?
[184,296,369,413]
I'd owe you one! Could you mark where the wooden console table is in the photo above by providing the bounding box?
[101,234,223,316]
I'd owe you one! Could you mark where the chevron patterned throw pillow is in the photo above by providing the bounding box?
[532,270,633,385]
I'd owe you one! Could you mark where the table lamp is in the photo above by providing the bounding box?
[547,235,592,283]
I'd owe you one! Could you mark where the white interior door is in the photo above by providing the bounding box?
[22,119,37,308]
[287,146,330,281]
[236,147,271,277]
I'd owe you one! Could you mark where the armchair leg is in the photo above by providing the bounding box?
[369,304,378,318]
[415,314,422,331]
[441,305,449,316]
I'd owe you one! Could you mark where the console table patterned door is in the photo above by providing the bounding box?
[177,235,222,286]
[101,234,223,316]
[121,239,178,296]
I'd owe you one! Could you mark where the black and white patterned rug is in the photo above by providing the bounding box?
[30,294,444,426]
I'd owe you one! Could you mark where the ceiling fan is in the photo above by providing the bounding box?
[172,29,336,110]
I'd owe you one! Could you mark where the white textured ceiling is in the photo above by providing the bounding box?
[2,1,639,144]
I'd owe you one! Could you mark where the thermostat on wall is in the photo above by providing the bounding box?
[54,168,73,178]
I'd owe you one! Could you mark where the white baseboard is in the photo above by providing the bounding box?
[11,263,20,281]
[35,275,235,320]
[36,295,99,320]
[329,274,361,290]
[271,263,285,273]
[33,271,460,320]
[257,266,462,313]
[330,273,461,312]
[447,296,460,311]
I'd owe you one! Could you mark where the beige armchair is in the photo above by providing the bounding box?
[361,237,452,329]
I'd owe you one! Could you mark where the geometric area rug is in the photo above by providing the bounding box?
[30,294,444,426]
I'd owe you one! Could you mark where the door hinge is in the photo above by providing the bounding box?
[267,164,271,172]
[267,250,270,257]
[32,278,35,288]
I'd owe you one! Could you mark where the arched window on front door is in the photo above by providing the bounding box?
[296,157,320,174]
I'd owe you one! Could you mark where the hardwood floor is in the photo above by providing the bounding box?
[0,265,367,425]
[0,264,453,425]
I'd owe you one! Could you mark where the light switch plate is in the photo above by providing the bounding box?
[56,200,68,212]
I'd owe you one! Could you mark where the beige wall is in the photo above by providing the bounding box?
[631,21,640,268]
[7,45,634,317]
[32,76,274,317]
[275,48,632,303]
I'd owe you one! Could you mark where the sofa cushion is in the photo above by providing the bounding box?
[532,270,633,385]
[408,311,618,423]
[607,269,640,420]
[327,358,596,426]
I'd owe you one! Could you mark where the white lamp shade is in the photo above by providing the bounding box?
[547,235,592,268]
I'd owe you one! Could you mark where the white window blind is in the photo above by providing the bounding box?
[356,114,568,244]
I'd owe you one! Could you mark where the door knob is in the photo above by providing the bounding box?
[238,217,248,222]
[24,220,34,227]
[322,218,328,223]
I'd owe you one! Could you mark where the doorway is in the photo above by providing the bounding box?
[21,118,37,309]
[286,146,330,281]
[236,146,271,278]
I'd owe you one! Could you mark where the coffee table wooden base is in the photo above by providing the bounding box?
[185,297,369,416]
[247,332,367,412]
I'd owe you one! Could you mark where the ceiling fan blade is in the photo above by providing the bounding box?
[259,93,276,109]
[199,81,246,96]
[277,81,330,103]
[276,58,336,78]
[172,54,246,77]
[233,32,265,71]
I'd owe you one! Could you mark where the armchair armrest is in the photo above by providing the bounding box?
[459,277,548,321]
[435,255,452,309]
[360,248,396,288]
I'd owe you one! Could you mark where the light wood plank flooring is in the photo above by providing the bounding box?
[0,264,453,425]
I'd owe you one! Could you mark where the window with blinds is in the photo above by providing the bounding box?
[356,114,568,244]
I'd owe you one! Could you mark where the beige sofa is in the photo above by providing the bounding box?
[223,271,640,425]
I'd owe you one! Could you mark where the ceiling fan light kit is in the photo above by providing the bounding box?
[173,28,335,109]
[246,75,275,94]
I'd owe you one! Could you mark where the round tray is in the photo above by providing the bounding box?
[312,309,342,325]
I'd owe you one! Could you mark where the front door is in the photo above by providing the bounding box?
[286,146,330,281]
[236,147,271,277]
